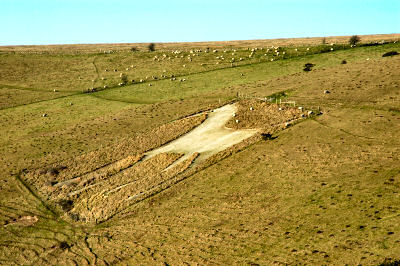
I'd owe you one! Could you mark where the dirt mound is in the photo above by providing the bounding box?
[226,99,309,133]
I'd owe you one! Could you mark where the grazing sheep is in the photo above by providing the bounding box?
[324,90,330,94]
[235,119,239,123]
[42,113,47,117]
[114,69,118,72]
[298,106,304,111]
[239,58,243,61]
[148,84,152,86]
[140,79,144,82]
[104,69,108,72]
[104,85,108,89]
[131,65,134,68]
[285,122,291,127]
[233,113,236,117]
[250,107,254,111]
[294,48,298,51]
[306,48,310,51]
[330,48,334,51]
[183,64,186,67]
[270,59,274,61]
[53,89,57,92]
[308,111,313,115]
[69,102,73,106]
[101,77,105,80]
[131,79,135,83]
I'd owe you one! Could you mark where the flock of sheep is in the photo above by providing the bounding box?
[89,45,331,93]
[81,40,364,94]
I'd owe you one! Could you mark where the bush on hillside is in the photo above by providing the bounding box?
[349,35,361,46]
[303,63,315,72]
[148,43,155,52]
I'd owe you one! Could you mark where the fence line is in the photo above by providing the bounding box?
[236,92,296,107]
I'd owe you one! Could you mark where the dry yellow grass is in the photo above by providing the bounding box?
[0,35,399,265]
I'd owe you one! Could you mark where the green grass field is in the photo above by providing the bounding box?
[0,35,399,265]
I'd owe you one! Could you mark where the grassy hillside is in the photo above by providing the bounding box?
[0,35,399,265]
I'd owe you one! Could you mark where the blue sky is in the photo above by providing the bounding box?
[1,0,399,45]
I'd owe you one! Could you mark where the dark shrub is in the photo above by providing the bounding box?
[341,60,347,64]
[148,43,155,52]
[261,133,277,140]
[303,63,315,72]
[382,51,399,57]
[349,35,361,46]
[130,47,138,52]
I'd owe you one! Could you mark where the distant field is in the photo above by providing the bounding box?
[0,34,399,265]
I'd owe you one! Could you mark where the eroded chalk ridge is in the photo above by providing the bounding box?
[27,102,306,223]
